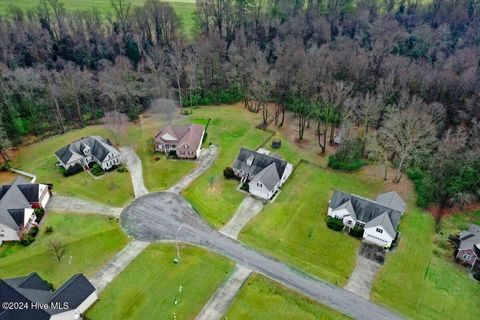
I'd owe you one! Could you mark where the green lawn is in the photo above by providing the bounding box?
[226,274,350,320]
[126,114,196,192]
[182,104,273,228]
[87,244,234,320]
[371,204,480,320]
[239,162,384,285]
[11,125,134,206]
[0,212,129,286]
[0,0,197,35]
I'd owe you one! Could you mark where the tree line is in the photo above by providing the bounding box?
[0,0,480,215]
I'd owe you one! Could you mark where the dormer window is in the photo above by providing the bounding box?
[82,145,91,155]
[376,228,383,233]
[246,154,254,166]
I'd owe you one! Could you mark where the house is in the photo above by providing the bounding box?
[55,136,122,171]
[327,191,406,248]
[0,272,98,320]
[232,148,293,200]
[0,176,51,244]
[456,224,480,268]
[154,124,205,159]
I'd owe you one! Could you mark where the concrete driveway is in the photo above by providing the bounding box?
[120,147,148,198]
[220,196,264,239]
[120,192,403,320]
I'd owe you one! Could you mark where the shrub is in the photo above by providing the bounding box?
[34,208,45,221]
[91,163,104,176]
[45,226,53,234]
[328,136,366,172]
[349,225,364,238]
[326,216,344,231]
[240,183,249,192]
[20,230,36,246]
[117,164,128,173]
[61,163,84,177]
[406,167,435,208]
[30,226,39,237]
[168,150,177,158]
[223,167,236,179]
[328,156,365,171]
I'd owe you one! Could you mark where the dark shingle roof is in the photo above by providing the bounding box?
[1,273,96,318]
[233,148,288,178]
[250,162,280,191]
[0,177,33,230]
[55,136,120,165]
[330,190,402,231]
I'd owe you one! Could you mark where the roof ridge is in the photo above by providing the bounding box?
[335,190,402,215]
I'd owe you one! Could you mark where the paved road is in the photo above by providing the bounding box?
[47,195,123,217]
[120,147,149,198]
[121,192,404,320]
[167,145,218,194]
[196,264,252,320]
[344,255,382,300]
[220,196,264,239]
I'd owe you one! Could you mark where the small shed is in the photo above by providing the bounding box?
[272,139,281,149]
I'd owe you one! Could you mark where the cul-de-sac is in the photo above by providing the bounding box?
[0,1,479,320]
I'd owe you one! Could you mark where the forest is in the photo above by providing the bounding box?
[0,0,480,217]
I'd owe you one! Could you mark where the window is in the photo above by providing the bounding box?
[347,220,352,224]
[376,228,383,233]
[463,253,471,260]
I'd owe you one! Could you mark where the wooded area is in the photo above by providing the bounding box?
[0,0,480,214]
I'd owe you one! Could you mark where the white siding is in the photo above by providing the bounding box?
[249,181,274,200]
[0,223,19,242]
[363,226,394,248]
[39,184,51,208]
[280,163,293,185]
[49,291,98,320]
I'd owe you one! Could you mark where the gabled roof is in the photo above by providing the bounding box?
[1,273,96,318]
[459,224,480,253]
[375,191,406,213]
[233,148,288,179]
[154,124,205,151]
[365,211,397,238]
[250,162,280,191]
[332,200,356,220]
[329,190,402,233]
[0,177,35,231]
[55,136,120,165]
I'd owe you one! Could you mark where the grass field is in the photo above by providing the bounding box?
[125,112,197,192]
[182,104,273,228]
[0,212,129,286]
[11,125,134,206]
[226,274,350,320]
[0,0,196,35]
[240,161,384,285]
[371,204,480,320]
[86,244,234,320]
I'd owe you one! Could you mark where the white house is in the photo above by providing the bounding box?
[327,190,406,248]
[55,136,122,171]
[232,148,293,200]
[0,176,51,244]
[0,273,98,320]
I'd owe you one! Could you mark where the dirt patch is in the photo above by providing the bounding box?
[359,242,387,265]
[0,170,17,184]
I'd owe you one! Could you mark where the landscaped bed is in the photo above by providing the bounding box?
[0,212,129,286]
[239,162,384,285]
[11,125,134,206]
[86,244,234,320]
[182,104,272,228]
[225,274,350,320]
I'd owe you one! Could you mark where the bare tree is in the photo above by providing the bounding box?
[357,92,384,155]
[48,239,65,262]
[380,107,437,183]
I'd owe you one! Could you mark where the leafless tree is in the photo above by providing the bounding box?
[48,239,65,263]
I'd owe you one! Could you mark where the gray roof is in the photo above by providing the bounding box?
[233,148,288,178]
[0,177,38,231]
[55,136,120,165]
[250,162,280,191]
[334,200,356,221]
[459,224,480,255]
[365,211,396,238]
[330,190,402,233]
[0,273,95,319]
[375,191,406,213]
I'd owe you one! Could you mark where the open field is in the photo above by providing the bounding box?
[226,274,350,320]
[371,204,480,320]
[182,104,273,228]
[240,161,384,285]
[11,125,134,206]
[86,244,234,320]
[126,111,196,192]
[0,212,129,286]
[0,0,196,35]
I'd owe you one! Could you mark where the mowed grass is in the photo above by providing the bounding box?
[225,274,350,320]
[0,212,129,286]
[0,0,197,35]
[182,104,273,228]
[240,162,384,285]
[87,244,234,320]
[11,125,134,206]
[371,204,480,320]
[126,113,196,192]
